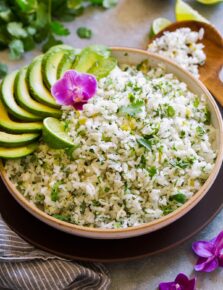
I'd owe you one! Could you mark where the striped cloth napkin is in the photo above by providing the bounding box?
[0,215,110,290]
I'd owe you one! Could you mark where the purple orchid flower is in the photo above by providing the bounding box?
[159,273,196,290]
[51,70,97,110]
[192,231,223,272]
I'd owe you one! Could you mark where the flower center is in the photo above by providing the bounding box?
[175,284,181,289]
[73,86,84,102]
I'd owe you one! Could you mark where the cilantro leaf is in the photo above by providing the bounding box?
[89,0,118,8]
[15,0,37,13]
[7,22,28,38]
[137,138,152,150]
[76,27,92,39]
[119,100,144,117]
[67,0,83,9]
[148,166,157,177]
[52,214,70,222]
[170,193,187,204]
[9,39,24,60]
[166,105,175,117]
[51,181,62,202]
[0,62,8,79]
[50,21,70,36]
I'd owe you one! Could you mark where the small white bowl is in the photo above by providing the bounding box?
[1,47,223,239]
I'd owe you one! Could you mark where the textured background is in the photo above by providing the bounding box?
[1,1,223,289]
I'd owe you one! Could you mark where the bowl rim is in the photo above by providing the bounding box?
[1,46,223,237]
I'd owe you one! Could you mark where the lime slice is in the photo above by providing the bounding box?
[149,18,171,38]
[175,0,209,23]
[197,0,222,4]
[43,117,74,149]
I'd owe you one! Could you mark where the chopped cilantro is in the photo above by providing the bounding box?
[92,200,100,206]
[148,166,157,177]
[171,157,195,169]
[77,27,92,39]
[51,181,62,202]
[52,214,70,222]
[137,138,152,150]
[119,100,144,117]
[170,193,187,204]
[166,105,175,117]
[80,201,87,214]
[196,126,205,137]
[204,108,211,125]
[180,130,186,138]
[193,97,200,108]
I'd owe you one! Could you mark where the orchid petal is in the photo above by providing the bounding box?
[214,231,223,254]
[159,273,196,290]
[51,70,97,110]
[51,77,74,106]
[187,278,196,290]
[159,281,179,290]
[175,273,196,290]
[73,102,87,110]
[218,252,223,267]
[192,241,214,258]
[194,256,218,272]
[75,73,97,100]
[175,273,189,285]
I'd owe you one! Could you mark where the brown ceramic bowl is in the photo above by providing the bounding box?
[1,47,223,239]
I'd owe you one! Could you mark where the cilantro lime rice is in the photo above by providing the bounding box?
[148,28,206,78]
[5,64,216,229]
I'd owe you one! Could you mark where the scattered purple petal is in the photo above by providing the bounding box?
[51,70,97,110]
[159,273,196,290]
[192,230,223,272]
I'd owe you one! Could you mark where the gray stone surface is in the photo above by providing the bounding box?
[1,1,223,289]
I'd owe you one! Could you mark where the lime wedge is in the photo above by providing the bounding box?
[149,18,171,38]
[175,0,209,23]
[197,0,222,3]
[43,117,74,149]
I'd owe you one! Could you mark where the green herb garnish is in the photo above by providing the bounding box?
[51,181,62,202]
[119,100,144,117]
[76,27,92,39]
[170,193,187,204]
[0,0,117,59]
[52,214,70,222]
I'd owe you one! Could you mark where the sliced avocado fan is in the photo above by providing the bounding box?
[0,100,42,133]
[15,67,61,118]
[0,71,42,122]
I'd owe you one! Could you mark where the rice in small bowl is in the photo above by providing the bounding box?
[1,48,223,239]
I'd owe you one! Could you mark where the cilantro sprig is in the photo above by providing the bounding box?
[0,0,118,78]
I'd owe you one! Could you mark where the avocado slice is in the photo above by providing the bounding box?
[88,56,117,79]
[73,48,104,73]
[15,67,62,118]
[0,71,42,122]
[42,46,74,89]
[0,100,42,133]
[0,131,40,147]
[27,55,59,109]
[57,49,80,79]
[0,142,38,159]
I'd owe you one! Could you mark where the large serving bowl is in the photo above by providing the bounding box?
[1,47,223,239]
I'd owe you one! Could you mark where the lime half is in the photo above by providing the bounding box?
[149,18,171,38]
[176,0,209,23]
[43,117,74,149]
[197,0,222,4]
